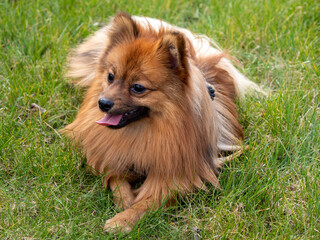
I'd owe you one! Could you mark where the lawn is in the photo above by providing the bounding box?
[0,0,319,239]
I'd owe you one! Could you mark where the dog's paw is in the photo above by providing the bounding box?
[104,213,133,233]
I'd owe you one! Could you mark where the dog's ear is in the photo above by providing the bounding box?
[67,27,109,87]
[66,13,139,87]
[108,12,140,45]
[157,32,188,73]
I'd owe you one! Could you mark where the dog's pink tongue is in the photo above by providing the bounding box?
[96,114,122,126]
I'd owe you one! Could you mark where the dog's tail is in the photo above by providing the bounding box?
[67,27,109,87]
[217,58,268,97]
[188,32,268,97]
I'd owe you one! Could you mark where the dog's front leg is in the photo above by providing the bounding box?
[104,173,169,233]
[104,197,156,233]
[109,176,135,210]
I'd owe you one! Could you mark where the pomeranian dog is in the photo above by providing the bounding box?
[62,12,262,232]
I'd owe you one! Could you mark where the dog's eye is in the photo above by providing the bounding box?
[131,84,146,94]
[107,73,114,83]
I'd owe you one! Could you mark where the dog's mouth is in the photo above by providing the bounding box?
[96,107,149,129]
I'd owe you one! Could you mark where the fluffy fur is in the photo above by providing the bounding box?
[62,12,260,232]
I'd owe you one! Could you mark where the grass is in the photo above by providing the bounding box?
[0,0,319,238]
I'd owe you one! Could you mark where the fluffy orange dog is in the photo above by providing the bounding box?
[62,12,262,232]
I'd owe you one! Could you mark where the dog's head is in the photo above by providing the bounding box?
[95,13,191,129]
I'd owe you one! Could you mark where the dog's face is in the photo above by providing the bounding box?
[96,15,189,129]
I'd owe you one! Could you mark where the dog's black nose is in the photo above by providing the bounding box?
[98,98,114,112]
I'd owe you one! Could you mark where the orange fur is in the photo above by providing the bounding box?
[62,12,245,232]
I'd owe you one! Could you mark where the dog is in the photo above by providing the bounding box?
[62,12,262,232]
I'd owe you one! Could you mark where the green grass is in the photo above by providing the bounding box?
[1,0,319,238]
